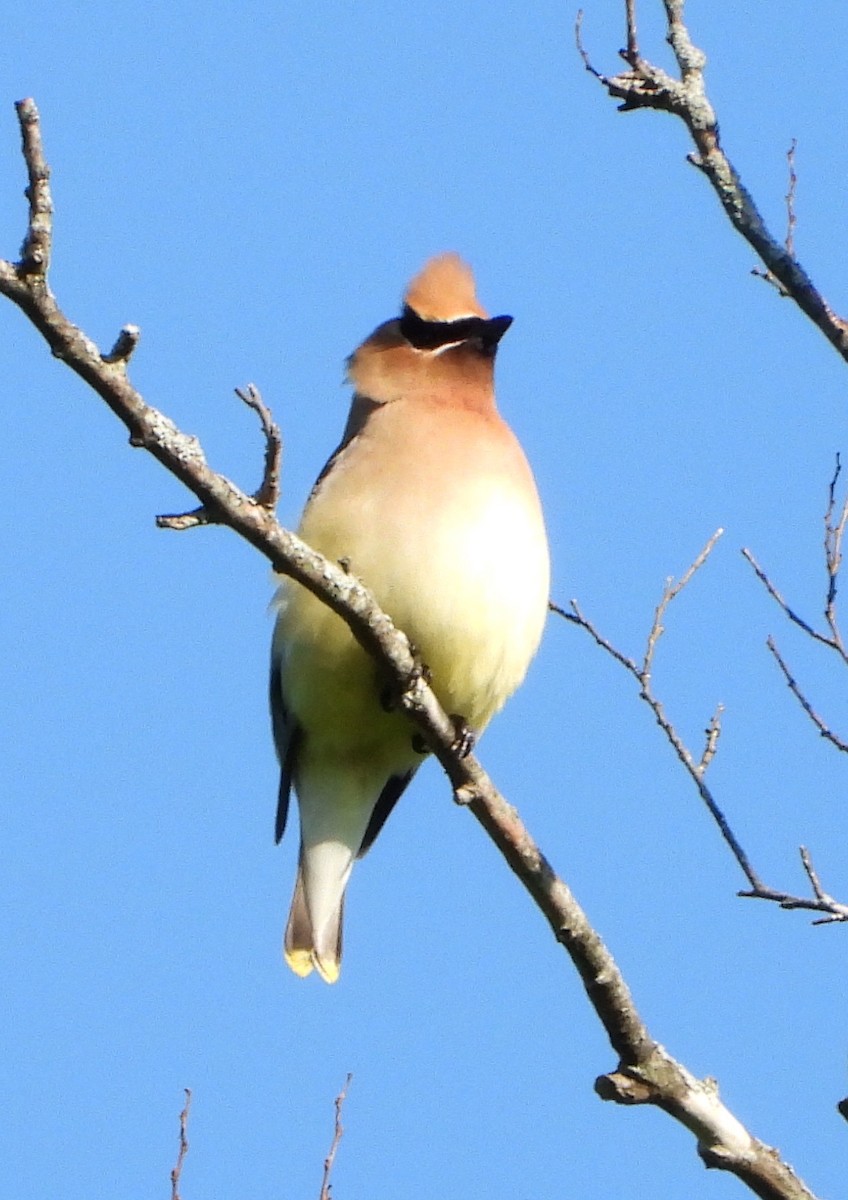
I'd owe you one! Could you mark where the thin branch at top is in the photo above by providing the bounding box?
[577,1,848,362]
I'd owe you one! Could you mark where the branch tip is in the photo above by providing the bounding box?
[103,324,141,365]
[235,383,283,510]
[13,97,53,278]
[156,506,212,531]
[170,1088,191,1200]
[319,1074,352,1200]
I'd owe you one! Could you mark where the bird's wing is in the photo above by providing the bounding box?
[357,768,417,857]
[270,656,301,844]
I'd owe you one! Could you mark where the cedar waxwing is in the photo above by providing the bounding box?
[270,253,550,982]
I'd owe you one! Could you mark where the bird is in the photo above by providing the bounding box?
[270,253,550,983]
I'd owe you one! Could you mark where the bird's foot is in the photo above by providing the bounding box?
[449,715,476,758]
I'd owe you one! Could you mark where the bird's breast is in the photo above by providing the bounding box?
[277,400,549,737]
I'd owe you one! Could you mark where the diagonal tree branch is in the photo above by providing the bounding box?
[577,0,848,362]
[0,99,822,1200]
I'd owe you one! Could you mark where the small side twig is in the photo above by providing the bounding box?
[785,138,798,259]
[642,528,724,680]
[752,139,799,297]
[16,97,52,277]
[559,531,765,888]
[623,0,639,63]
[743,455,848,750]
[575,10,603,80]
[744,454,848,664]
[766,637,848,754]
[556,530,848,922]
[823,453,848,649]
[699,702,724,773]
[102,323,141,366]
[170,1089,192,1200]
[157,384,282,530]
[235,383,283,510]
[741,548,825,647]
[319,1074,352,1200]
[739,846,848,925]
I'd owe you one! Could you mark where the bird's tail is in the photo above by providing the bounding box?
[283,842,350,984]
[282,757,415,983]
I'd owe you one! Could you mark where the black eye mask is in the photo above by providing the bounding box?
[399,306,513,355]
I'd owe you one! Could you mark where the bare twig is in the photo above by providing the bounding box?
[561,531,766,892]
[624,0,638,63]
[16,97,52,277]
[171,1089,192,1200]
[155,505,211,532]
[579,2,848,362]
[236,383,283,510]
[156,383,282,530]
[740,846,848,925]
[741,548,829,649]
[0,100,823,1200]
[699,703,724,773]
[823,454,848,649]
[752,139,799,296]
[642,528,724,680]
[575,9,610,83]
[785,138,798,260]
[102,323,141,365]
[319,1075,352,1200]
[742,456,848,749]
[557,533,848,926]
[766,637,848,754]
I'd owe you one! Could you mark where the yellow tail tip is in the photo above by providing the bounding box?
[284,947,341,984]
[285,948,315,978]
[313,954,341,985]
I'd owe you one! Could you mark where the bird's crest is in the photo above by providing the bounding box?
[403,253,488,323]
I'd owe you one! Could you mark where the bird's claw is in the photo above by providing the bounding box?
[449,715,476,758]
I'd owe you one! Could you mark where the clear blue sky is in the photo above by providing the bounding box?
[3,3,848,1197]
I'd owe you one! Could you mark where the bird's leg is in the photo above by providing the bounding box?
[448,715,476,758]
[410,713,475,758]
